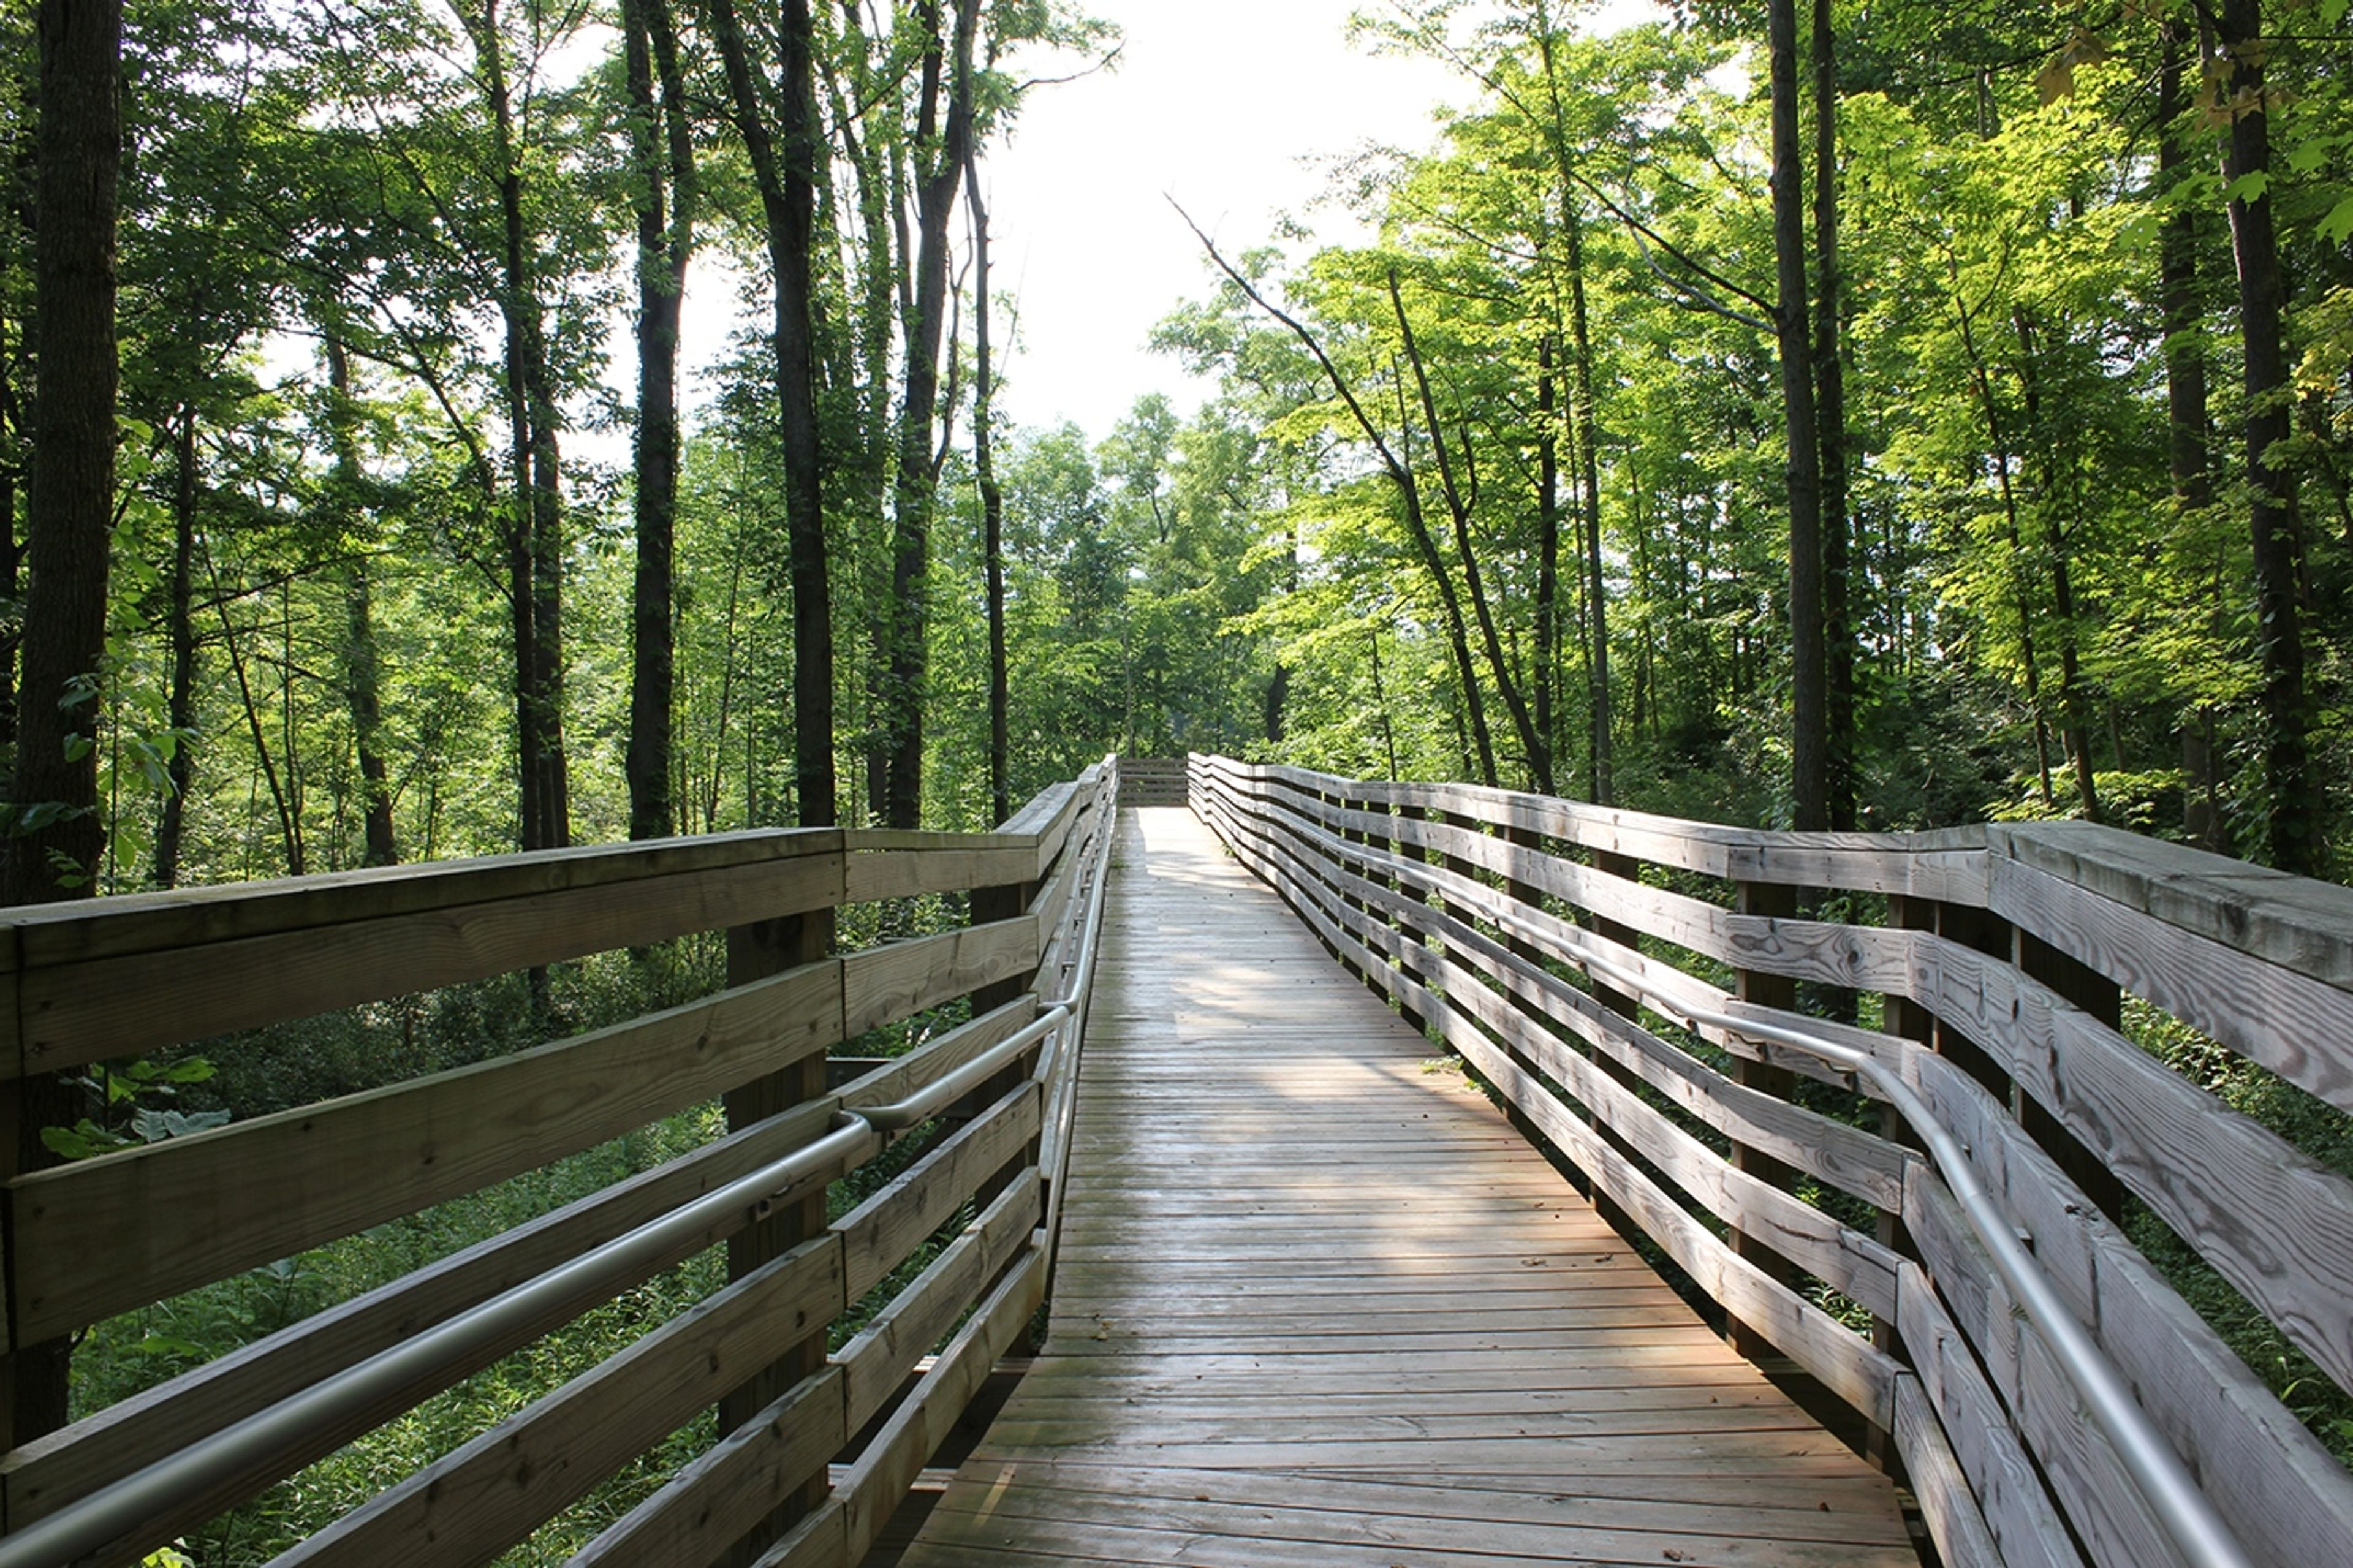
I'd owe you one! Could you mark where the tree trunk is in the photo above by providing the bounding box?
[623,0,694,842]
[707,0,833,827]
[1768,0,1827,831]
[1535,333,1559,776]
[154,407,199,887]
[965,146,1009,825]
[0,312,22,753]
[9,0,119,1443]
[468,0,568,852]
[2219,0,2313,873]
[882,0,979,829]
[1811,0,1855,831]
[1564,211,1612,805]
[2012,308,2099,822]
[1389,270,1551,793]
[325,337,397,866]
[2161,17,2219,849]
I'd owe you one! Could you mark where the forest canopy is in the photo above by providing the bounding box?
[4,0,2352,909]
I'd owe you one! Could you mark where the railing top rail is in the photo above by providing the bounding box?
[1193,752,2353,998]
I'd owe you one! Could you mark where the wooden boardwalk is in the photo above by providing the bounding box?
[901,807,1914,1567]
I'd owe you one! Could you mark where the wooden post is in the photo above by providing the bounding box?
[1501,818,1545,969]
[1387,793,1432,1036]
[1327,783,1370,987]
[1871,892,1941,1471]
[1580,849,1649,1231]
[1928,902,2013,1098]
[718,906,835,1560]
[1729,879,1800,1362]
[2014,930,2128,1224]
[968,861,1046,1218]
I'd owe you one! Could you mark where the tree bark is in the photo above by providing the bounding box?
[706,0,833,827]
[9,0,119,1444]
[2219,0,2313,872]
[325,336,397,866]
[1768,0,1828,831]
[623,0,694,842]
[1390,270,1550,793]
[2012,308,2099,822]
[468,0,569,852]
[966,150,1009,825]
[153,407,199,887]
[2161,16,2219,849]
[1811,0,1855,831]
[1564,211,1612,805]
[1535,333,1559,776]
[882,0,979,828]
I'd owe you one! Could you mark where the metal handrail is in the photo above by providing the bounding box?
[1280,796,2251,1568]
[0,786,1123,1568]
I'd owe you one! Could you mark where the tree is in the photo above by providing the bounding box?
[621,0,695,842]
[7,0,123,1446]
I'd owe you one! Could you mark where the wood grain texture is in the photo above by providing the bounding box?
[1997,818,2353,991]
[10,963,841,1339]
[1,1097,857,1531]
[571,1365,846,1568]
[275,1236,844,1567]
[835,1086,1039,1301]
[13,852,847,1073]
[898,808,1908,1568]
[1988,847,2353,1112]
[836,1172,1041,1432]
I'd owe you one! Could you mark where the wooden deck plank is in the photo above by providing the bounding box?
[899,807,1909,1567]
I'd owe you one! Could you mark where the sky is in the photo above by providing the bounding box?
[974,0,1466,443]
[665,1,1664,452]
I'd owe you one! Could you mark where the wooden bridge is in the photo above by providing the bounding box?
[2,755,2351,1567]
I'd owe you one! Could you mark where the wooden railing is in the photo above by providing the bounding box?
[0,757,1117,1567]
[1190,753,2353,1568]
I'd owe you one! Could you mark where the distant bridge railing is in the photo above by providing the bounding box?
[0,757,1117,1568]
[1190,753,2353,1568]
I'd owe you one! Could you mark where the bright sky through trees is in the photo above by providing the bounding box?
[933,0,1659,442]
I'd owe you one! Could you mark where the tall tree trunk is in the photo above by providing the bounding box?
[2219,0,2313,872]
[1564,213,1612,805]
[1535,333,1560,776]
[1768,0,1827,830]
[153,407,199,887]
[2161,17,2219,849]
[0,313,21,753]
[965,148,1009,825]
[2012,308,2099,821]
[1951,281,2056,806]
[882,0,979,828]
[325,337,397,866]
[707,0,833,827]
[623,0,694,841]
[1811,0,1855,831]
[9,0,120,1445]
[1390,270,1551,792]
[466,0,569,852]
[1533,20,1614,804]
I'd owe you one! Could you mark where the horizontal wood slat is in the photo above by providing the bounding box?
[10,964,841,1339]
[273,1236,846,1568]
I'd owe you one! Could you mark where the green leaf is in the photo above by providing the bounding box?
[2224,170,2270,206]
[41,1119,132,1160]
[2287,140,2333,177]
[2319,194,2353,246]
